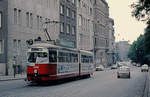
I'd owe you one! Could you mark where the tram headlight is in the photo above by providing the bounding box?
[34,69,38,74]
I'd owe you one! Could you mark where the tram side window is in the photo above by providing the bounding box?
[58,52,64,62]
[81,55,90,63]
[72,53,78,63]
[66,53,71,62]
[58,52,78,63]
[89,56,93,63]
[49,50,57,62]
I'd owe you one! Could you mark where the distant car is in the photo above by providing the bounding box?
[132,62,136,66]
[136,64,141,67]
[96,65,104,71]
[111,65,118,69]
[117,66,130,78]
[141,64,149,72]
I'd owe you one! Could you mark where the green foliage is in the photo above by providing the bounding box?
[131,0,150,65]
[131,0,150,22]
[128,35,146,64]
[144,25,150,53]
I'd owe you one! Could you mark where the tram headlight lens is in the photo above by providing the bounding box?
[34,70,38,74]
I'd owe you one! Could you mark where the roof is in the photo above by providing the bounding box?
[30,41,93,55]
[31,42,59,48]
[80,50,93,55]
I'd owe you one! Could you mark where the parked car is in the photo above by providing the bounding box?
[141,64,149,72]
[96,65,104,71]
[111,65,118,69]
[117,66,130,78]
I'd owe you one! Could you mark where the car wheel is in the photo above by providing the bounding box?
[128,74,130,78]
[117,74,120,78]
[141,70,143,72]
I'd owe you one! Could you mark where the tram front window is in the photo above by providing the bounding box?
[27,52,48,63]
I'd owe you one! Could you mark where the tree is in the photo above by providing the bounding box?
[131,0,150,23]
[131,0,150,65]
[128,41,137,62]
[128,35,146,64]
[144,25,150,63]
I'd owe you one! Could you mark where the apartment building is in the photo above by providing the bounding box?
[93,0,109,67]
[107,18,116,65]
[0,0,77,75]
[116,41,130,61]
[76,0,94,51]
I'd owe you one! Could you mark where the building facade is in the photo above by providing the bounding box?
[0,0,77,75]
[76,0,94,51]
[107,18,116,66]
[0,0,8,75]
[93,0,109,67]
[116,41,130,62]
[59,0,77,48]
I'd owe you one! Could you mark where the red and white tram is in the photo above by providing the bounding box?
[26,42,94,82]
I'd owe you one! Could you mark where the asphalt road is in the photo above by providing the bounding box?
[0,67,148,97]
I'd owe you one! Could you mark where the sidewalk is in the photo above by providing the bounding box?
[145,71,150,97]
[148,71,150,97]
[0,74,26,81]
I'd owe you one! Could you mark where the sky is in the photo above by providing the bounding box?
[107,0,146,43]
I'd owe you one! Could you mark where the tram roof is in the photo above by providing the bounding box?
[30,42,77,51]
[79,50,93,55]
[30,42,93,54]
[31,42,60,48]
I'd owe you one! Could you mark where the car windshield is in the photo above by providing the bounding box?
[27,52,48,63]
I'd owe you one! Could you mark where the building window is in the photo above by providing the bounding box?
[0,40,3,54]
[60,22,64,33]
[0,12,2,28]
[30,13,33,28]
[60,4,64,14]
[37,16,40,30]
[90,8,92,15]
[67,24,70,34]
[72,26,75,35]
[72,0,75,4]
[67,8,70,17]
[14,8,17,24]
[78,15,82,26]
[40,16,43,30]
[72,11,75,19]
[78,0,81,8]
[26,12,29,27]
[18,10,22,25]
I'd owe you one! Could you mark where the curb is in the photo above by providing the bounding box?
[0,77,26,81]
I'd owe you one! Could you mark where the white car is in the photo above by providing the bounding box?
[111,65,118,69]
[117,66,130,78]
[141,64,149,72]
[96,65,104,71]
